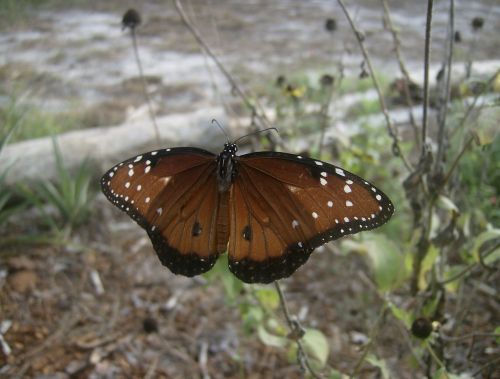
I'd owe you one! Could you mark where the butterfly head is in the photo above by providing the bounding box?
[217,143,239,192]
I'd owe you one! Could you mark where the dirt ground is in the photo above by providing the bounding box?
[1,194,498,378]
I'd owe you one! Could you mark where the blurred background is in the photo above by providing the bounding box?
[0,0,499,378]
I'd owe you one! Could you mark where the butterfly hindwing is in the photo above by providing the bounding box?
[101,147,225,276]
[227,152,394,283]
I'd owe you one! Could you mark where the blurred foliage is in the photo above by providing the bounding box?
[19,139,96,235]
[0,96,84,143]
[0,110,27,228]
[204,66,499,377]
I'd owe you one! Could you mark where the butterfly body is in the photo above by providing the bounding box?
[216,143,238,192]
[101,144,394,283]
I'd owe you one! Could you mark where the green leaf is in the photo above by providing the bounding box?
[326,368,348,379]
[366,354,391,379]
[364,234,405,292]
[302,328,329,368]
[495,326,500,344]
[472,107,499,146]
[254,287,280,310]
[436,195,459,213]
[388,302,412,328]
[240,304,264,333]
[257,323,288,348]
[471,229,500,264]
[432,368,472,379]
[419,244,439,290]
[443,265,466,292]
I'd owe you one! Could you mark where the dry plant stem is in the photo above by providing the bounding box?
[336,0,412,172]
[471,355,500,377]
[424,340,449,377]
[451,69,500,138]
[421,0,434,151]
[130,29,161,146]
[381,0,420,149]
[435,0,455,171]
[439,241,500,285]
[317,88,335,156]
[437,135,474,195]
[350,304,388,378]
[174,0,273,132]
[274,281,322,379]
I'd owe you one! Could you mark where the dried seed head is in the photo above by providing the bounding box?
[471,17,484,31]
[411,317,433,339]
[320,74,335,87]
[325,18,337,32]
[275,75,286,88]
[122,8,141,30]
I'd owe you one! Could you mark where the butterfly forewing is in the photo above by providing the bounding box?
[227,152,394,283]
[101,148,225,276]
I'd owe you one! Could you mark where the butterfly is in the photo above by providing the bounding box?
[101,142,394,284]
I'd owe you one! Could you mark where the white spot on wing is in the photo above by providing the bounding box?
[145,197,150,203]
[145,166,151,174]
[327,201,333,207]
[344,184,352,193]
[376,194,382,201]
[156,208,162,215]
[346,179,353,184]
[125,182,130,188]
[335,168,345,177]
[312,212,319,219]
[134,155,143,162]
[109,172,114,178]
[346,200,353,207]
[344,217,350,222]
[292,220,299,229]
[315,161,323,166]
[321,172,327,178]
[137,185,142,191]
[320,178,327,186]
[128,169,134,177]
[151,151,158,156]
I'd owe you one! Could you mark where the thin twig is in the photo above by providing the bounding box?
[336,0,412,172]
[381,0,420,149]
[451,69,500,139]
[436,135,474,196]
[350,304,388,378]
[173,0,276,137]
[471,355,500,377]
[317,86,335,156]
[435,0,455,171]
[439,241,500,285]
[274,281,323,379]
[129,28,161,145]
[424,340,449,377]
[421,0,434,151]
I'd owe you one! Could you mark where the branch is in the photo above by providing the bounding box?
[421,0,434,151]
[439,240,500,285]
[434,0,455,171]
[129,28,161,145]
[381,0,420,149]
[274,281,323,379]
[173,0,276,137]
[336,0,413,172]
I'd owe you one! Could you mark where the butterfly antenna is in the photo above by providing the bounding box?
[233,127,279,144]
[211,119,230,143]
